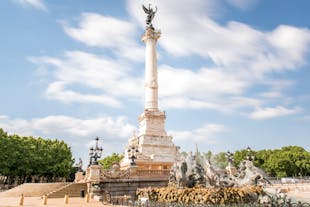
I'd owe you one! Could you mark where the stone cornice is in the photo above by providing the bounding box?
[141,28,161,42]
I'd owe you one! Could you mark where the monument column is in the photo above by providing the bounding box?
[120,5,178,170]
[142,29,161,111]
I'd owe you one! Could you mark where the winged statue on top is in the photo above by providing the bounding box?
[142,4,157,29]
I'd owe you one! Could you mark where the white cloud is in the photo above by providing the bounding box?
[45,81,122,107]
[0,115,9,119]
[159,65,247,97]
[160,96,262,113]
[249,106,302,120]
[30,50,144,107]
[14,0,47,11]
[170,123,226,150]
[225,0,259,10]
[63,13,144,62]
[0,114,135,139]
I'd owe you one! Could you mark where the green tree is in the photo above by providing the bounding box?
[98,153,124,169]
[202,151,212,161]
[254,149,273,169]
[212,152,227,169]
[262,146,310,177]
[0,128,75,184]
[233,149,249,167]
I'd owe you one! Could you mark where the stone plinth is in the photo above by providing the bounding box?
[120,131,178,170]
[88,165,101,182]
[74,171,85,183]
[138,109,166,137]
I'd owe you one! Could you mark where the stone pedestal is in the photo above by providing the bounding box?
[88,165,101,182]
[86,165,102,198]
[74,171,85,183]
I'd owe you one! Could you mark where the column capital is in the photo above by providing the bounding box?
[142,28,161,43]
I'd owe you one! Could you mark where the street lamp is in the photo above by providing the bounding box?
[89,137,103,165]
[225,151,234,165]
[246,146,255,161]
[127,146,139,166]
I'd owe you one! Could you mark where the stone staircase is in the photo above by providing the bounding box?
[0,183,69,197]
[46,182,87,198]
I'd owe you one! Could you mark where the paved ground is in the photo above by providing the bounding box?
[266,183,310,203]
[287,192,310,203]
[0,192,309,206]
[0,196,108,207]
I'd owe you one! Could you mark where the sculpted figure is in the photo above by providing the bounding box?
[169,153,188,188]
[188,161,205,187]
[77,158,83,172]
[142,4,157,29]
[236,160,270,186]
[204,159,220,187]
[168,163,178,185]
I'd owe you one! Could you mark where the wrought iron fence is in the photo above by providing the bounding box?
[131,201,310,207]
[102,196,310,207]
[267,177,310,185]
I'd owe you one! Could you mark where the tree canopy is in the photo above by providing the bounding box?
[233,146,310,178]
[0,128,75,184]
[98,153,124,169]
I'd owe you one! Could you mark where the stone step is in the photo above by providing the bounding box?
[46,183,87,198]
[0,183,69,197]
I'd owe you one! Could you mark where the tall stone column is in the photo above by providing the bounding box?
[142,28,161,111]
[120,6,178,171]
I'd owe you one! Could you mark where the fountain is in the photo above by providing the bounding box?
[136,149,285,205]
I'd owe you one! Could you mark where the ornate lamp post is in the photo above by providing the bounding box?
[89,137,103,165]
[225,151,234,166]
[127,146,139,166]
[246,146,255,161]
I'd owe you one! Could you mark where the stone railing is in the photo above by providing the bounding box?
[98,169,170,181]
[81,165,170,183]
[132,170,170,178]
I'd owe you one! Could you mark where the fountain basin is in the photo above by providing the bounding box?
[137,186,263,205]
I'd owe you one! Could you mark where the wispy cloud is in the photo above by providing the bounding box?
[29,50,144,107]
[63,13,144,62]
[0,114,136,161]
[225,0,259,10]
[169,123,226,152]
[0,114,135,140]
[45,81,123,107]
[249,106,302,120]
[14,0,47,11]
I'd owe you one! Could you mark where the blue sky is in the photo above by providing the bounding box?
[1,0,310,165]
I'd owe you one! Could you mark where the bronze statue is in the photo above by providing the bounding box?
[142,4,157,29]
